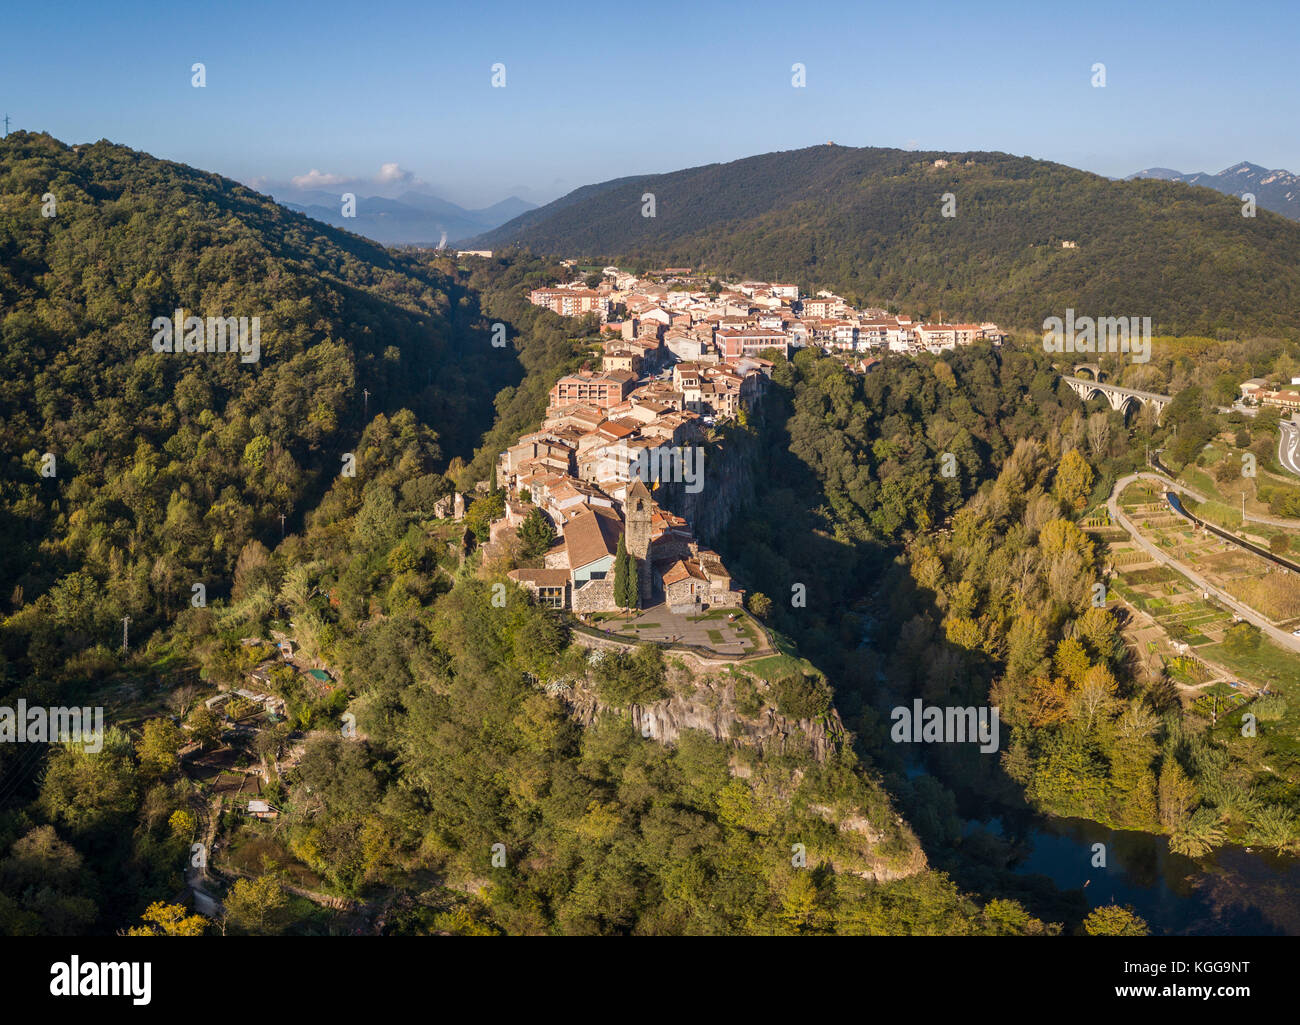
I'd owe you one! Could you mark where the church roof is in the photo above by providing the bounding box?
[563,506,623,571]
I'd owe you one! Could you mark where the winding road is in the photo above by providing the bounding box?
[1107,474,1300,654]
[1280,419,1300,479]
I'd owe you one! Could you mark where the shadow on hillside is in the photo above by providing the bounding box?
[712,377,1092,929]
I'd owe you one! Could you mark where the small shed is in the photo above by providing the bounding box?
[247,800,279,820]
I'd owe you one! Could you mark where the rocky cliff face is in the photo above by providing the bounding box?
[655,428,759,545]
[559,659,844,762]
[544,645,927,883]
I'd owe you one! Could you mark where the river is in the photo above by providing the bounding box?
[974,812,1300,935]
[871,627,1300,935]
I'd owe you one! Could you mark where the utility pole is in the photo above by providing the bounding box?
[2,115,10,137]
[363,388,370,419]
[279,513,286,538]
[121,616,131,653]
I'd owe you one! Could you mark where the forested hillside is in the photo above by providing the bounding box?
[0,137,1056,936]
[471,145,1300,336]
[4,134,1296,938]
[152,417,1026,936]
[0,132,549,685]
[720,336,1300,881]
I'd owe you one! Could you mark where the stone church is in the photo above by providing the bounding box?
[509,479,742,614]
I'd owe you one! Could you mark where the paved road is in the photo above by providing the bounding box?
[1107,474,1300,654]
[1280,419,1300,479]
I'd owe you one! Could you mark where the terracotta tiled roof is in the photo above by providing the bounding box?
[663,559,707,585]
[563,506,623,570]
[598,419,640,440]
[508,568,570,587]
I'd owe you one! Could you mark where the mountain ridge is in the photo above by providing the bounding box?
[468,144,1300,336]
[1127,161,1300,220]
[280,188,535,246]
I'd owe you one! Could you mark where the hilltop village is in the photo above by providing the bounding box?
[528,264,1007,368]
[464,266,1007,619]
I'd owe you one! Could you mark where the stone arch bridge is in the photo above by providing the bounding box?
[1061,365,1171,421]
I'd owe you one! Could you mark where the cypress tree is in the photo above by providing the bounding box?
[614,534,632,612]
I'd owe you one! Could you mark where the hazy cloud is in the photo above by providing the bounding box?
[290,168,350,189]
[286,163,425,194]
[376,162,415,185]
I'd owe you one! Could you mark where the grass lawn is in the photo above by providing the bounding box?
[1185,496,1244,531]
[1199,640,1300,692]
[743,652,819,682]
[1180,465,1221,500]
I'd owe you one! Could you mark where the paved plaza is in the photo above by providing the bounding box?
[585,604,764,656]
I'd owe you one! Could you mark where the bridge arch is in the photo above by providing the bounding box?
[1060,375,1171,425]
[1114,394,1143,419]
[1072,362,1106,382]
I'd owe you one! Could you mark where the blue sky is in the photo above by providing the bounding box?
[4,0,1298,208]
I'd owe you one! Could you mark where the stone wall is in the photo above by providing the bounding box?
[571,577,616,613]
[707,588,742,608]
[650,534,692,564]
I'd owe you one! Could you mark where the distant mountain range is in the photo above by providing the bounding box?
[278,189,535,247]
[467,144,1300,336]
[1127,162,1300,220]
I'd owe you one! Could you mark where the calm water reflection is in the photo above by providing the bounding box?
[985,815,1300,935]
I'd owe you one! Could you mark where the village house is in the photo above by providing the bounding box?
[549,369,637,410]
[529,286,610,319]
[1262,388,1300,411]
[715,328,790,359]
[1240,378,1270,401]
[665,330,708,362]
[507,568,570,609]
[917,324,958,351]
[247,800,279,820]
[601,345,642,374]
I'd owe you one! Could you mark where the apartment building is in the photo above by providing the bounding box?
[549,370,637,410]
